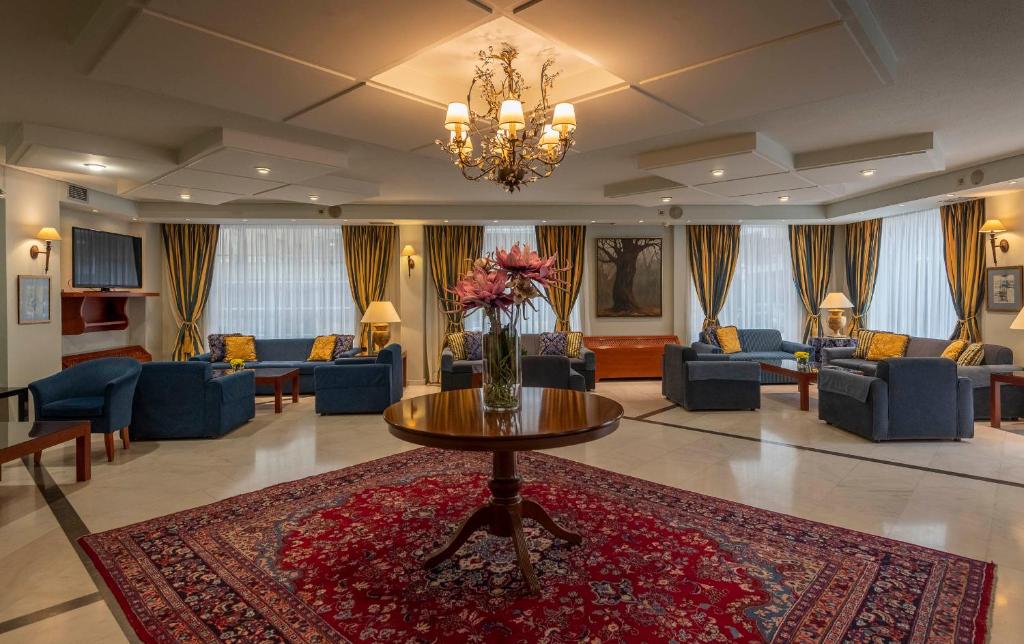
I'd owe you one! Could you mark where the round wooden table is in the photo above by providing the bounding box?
[383,387,623,593]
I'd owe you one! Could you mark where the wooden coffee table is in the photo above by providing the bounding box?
[990,371,1024,428]
[215,368,300,413]
[383,387,623,593]
[1,420,91,481]
[758,360,818,411]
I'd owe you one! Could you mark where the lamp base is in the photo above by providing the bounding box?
[826,310,847,337]
[370,323,391,354]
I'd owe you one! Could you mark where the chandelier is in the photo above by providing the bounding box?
[436,43,577,192]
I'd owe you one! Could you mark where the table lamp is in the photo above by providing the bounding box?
[361,301,401,353]
[819,292,854,337]
[1011,307,1024,331]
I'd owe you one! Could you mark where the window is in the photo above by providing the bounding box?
[465,225,581,333]
[689,224,804,341]
[206,224,357,338]
[868,209,956,338]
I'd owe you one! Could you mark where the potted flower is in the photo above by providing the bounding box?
[453,244,561,411]
[229,358,246,372]
[794,351,811,371]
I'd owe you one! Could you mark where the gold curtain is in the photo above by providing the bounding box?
[686,225,741,329]
[844,219,882,334]
[535,225,585,331]
[941,199,987,341]
[162,224,219,361]
[789,225,835,342]
[425,225,484,338]
[342,225,396,348]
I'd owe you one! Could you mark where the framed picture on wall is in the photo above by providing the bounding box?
[595,237,663,317]
[986,266,1023,312]
[17,275,51,324]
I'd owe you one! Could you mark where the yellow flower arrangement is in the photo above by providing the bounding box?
[229,358,245,371]
[794,351,810,361]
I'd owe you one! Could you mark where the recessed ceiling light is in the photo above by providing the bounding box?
[711,169,725,177]
[860,168,876,177]
[184,218,191,222]
[443,219,449,223]
[83,163,106,171]
[660,196,672,203]
[898,204,906,207]
[541,220,547,223]
[131,217,138,222]
[1010,180,1018,185]
[946,193,956,197]
[638,219,644,223]
[290,219,296,222]
[778,195,790,202]
[242,219,248,222]
[91,209,98,213]
[255,166,271,175]
[590,220,596,223]
[493,220,499,223]
[179,193,191,200]
[308,194,319,201]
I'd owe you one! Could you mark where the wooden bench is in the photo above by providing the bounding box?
[584,335,681,381]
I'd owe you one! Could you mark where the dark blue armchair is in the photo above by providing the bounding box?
[131,362,255,439]
[314,344,403,414]
[662,345,761,411]
[522,355,586,391]
[29,358,142,461]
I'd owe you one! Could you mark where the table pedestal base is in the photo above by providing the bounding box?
[424,451,580,594]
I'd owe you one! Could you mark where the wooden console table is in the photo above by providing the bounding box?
[584,335,681,381]
[61,290,158,335]
[62,345,152,369]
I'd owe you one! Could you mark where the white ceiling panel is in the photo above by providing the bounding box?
[124,183,240,205]
[156,168,283,195]
[187,148,340,184]
[513,0,838,82]
[571,88,700,152]
[644,151,790,186]
[147,0,489,78]
[92,12,356,120]
[796,150,944,185]
[302,174,380,198]
[640,24,885,124]
[13,144,173,185]
[255,184,374,206]
[736,185,837,206]
[288,84,445,152]
[622,186,738,207]
[695,172,814,198]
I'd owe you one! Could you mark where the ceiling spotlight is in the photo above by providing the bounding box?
[778,195,790,202]
[590,220,596,223]
[638,219,644,223]
[860,168,876,177]
[443,219,449,223]
[255,166,271,175]
[242,219,249,222]
[711,169,725,177]
[131,217,138,221]
[91,209,98,213]
[541,219,547,223]
[83,163,106,171]
[179,193,191,200]
[946,193,956,197]
[493,219,499,223]
[1010,180,1018,185]
[898,203,906,207]
[185,218,191,222]
[660,196,672,203]
[308,194,320,201]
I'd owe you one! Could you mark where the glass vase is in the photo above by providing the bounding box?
[482,312,521,412]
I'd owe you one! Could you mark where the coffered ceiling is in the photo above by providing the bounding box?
[1,0,1023,216]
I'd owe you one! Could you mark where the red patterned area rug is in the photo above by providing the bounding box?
[80,448,994,643]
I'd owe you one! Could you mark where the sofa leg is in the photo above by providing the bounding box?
[120,427,130,450]
[104,433,115,462]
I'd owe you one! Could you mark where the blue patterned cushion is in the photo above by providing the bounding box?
[463,331,483,361]
[208,333,241,362]
[699,324,721,348]
[331,334,355,360]
[539,332,568,356]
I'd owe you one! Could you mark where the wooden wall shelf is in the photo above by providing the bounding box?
[61,290,159,336]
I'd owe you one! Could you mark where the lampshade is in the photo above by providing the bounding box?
[551,102,576,134]
[498,100,525,131]
[538,125,560,150]
[36,227,61,241]
[444,102,470,132]
[401,244,416,257]
[1012,307,1024,330]
[819,292,854,309]
[361,300,401,324]
[980,218,1007,233]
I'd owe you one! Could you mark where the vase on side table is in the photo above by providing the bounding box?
[482,311,521,412]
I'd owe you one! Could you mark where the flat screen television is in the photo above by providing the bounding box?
[71,227,143,289]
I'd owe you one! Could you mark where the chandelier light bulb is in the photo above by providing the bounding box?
[539,125,560,150]
[552,103,576,135]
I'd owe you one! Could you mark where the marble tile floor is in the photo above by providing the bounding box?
[1,381,1023,642]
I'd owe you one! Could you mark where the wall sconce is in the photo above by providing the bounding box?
[29,227,61,273]
[401,244,417,276]
[979,218,1009,265]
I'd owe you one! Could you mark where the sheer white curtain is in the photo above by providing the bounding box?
[689,224,804,341]
[868,209,956,338]
[206,224,358,338]
[465,224,581,333]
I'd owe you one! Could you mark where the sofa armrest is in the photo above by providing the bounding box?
[333,357,376,366]
[780,340,812,354]
[568,370,586,392]
[579,346,596,370]
[206,370,255,402]
[821,346,856,366]
[190,353,212,362]
[29,371,76,414]
[103,368,141,429]
[691,341,723,354]
[441,347,455,372]
[695,353,733,362]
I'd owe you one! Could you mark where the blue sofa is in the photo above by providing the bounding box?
[314,344,404,414]
[662,345,760,411]
[190,337,361,395]
[131,362,255,439]
[29,357,142,461]
[442,333,596,391]
[692,328,812,384]
[522,355,586,391]
[818,358,973,441]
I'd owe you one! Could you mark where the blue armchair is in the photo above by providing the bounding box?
[29,358,142,461]
[692,328,812,384]
[818,358,974,441]
[662,345,761,411]
[314,344,404,414]
[522,355,586,391]
[131,362,255,439]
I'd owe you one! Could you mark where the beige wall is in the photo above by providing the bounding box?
[396,225,427,384]
[982,192,1024,358]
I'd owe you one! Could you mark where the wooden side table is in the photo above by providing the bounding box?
[1,421,91,481]
[990,371,1024,428]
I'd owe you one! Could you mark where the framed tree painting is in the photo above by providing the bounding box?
[18,275,51,324]
[595,238,662,317]
[986,265,1023,312]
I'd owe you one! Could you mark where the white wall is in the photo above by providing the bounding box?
[982,191,1024,358]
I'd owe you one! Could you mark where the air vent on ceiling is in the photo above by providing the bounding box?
[67,183,89,203]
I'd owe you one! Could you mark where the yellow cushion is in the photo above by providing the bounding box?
[851,329,877,359]
[307,335,337,361]
[566,331,584,359]
[716,326,742,354]
[224,335,257,362]
[956,342,985,366]
[941,339,968,361]
[446,332,467,360]
[866,332,909,361]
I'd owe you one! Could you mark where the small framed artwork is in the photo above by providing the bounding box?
[17,275,51,324]
[986,266,1024,312]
